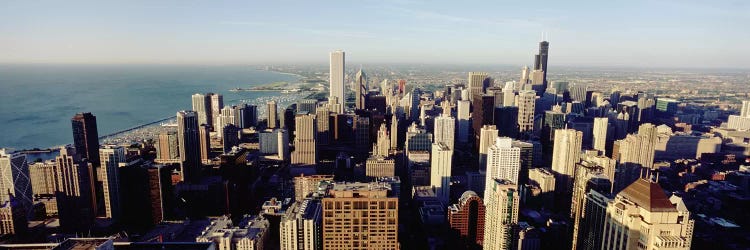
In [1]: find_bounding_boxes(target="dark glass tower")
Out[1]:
[533,41,549,91]
[71,112,100,166]
[177,110,201,182]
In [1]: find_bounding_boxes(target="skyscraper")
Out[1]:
[366,156,396,178]
[575,189,611,250]
[483,179,520,250]
[54,146,95,232]
[519,66,529,86]
[601,179,694,250]
[355,69,367,110]
[71,112,100,166]
[434,113,456,150]
[473,93,495,147]
[177,110,201,182]
[468,72,489,101]
[448,191,486,248]
[517,90,536,134]
[478,125,499,169]
[485,138,521,185]
[329,50,345,114]
[191,93,212,127]
[431,142,452,203]
[373,123,390,157]
[593,117,609,154]
[291,114,317,166]
[457,100,471,144]
[209,93,224,130]
[0,149,32,219]
[741,100,750,117]
[280,199,323,250]
[99,145,125,220]
[322,182,399,250]
[198,124,210,164]
[156,131,179,163]
[267,100,278,129]
[533,40,549,91]
[550,129,583,206]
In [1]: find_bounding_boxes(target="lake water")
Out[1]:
[0,64,300,149]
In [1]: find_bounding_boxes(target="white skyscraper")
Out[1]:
[457,100,471,144]
[502,82,516,107]
[483,179,520,250]
[434,114,456,150]
[741,100,750,117]
[431,143,452,203]
[517,90,536,133]
[551,129,583,194]
[593,117,609,153]
[329,50,345,114]
[485,138,521,185]
[99,145,125,221]
[478,125,499,169]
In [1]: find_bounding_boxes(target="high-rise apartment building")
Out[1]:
[156,130,180,163]
[208,93,224,130]
[593,117,609,153]
[71,112,100,166]
[99,145,125,221]
[517,90,536,134]
[575,189,611,250]
[291,114,317,166]
[468,72,489,102]
[329,50,345,114]
[430,143,452,203]
[448,191,485,247]
[355,69,367,110]
[434,114,456,150]
[601,179,694,250]
[483,179,520,250]
[198,124,210,163]
[54,146,95,232]
[177,110,201,182]
[281,199,323,250]
[478,125,499,169]
[550,129,583,200]
[267,100,278,129]
[485,138,521,186]
[29,160,56,197]
[191,93,212,127]
[322,182,399,250]
[457,100,471,144]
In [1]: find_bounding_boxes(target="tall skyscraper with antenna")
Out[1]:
[533,37,549,93]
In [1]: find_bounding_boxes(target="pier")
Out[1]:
[99,116,175,140]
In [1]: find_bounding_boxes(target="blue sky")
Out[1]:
[1,0,748,68]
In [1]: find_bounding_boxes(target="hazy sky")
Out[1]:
[1,0,748,68]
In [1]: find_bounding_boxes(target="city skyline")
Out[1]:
[1,1,749,68]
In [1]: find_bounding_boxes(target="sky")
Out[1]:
[1,0,748,68]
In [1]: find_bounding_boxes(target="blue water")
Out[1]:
[0,64,300,149]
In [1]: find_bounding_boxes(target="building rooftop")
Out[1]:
[53,238,112,250]
[619,179,676,212]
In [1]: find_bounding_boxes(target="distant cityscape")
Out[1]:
[2,39,750,250]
